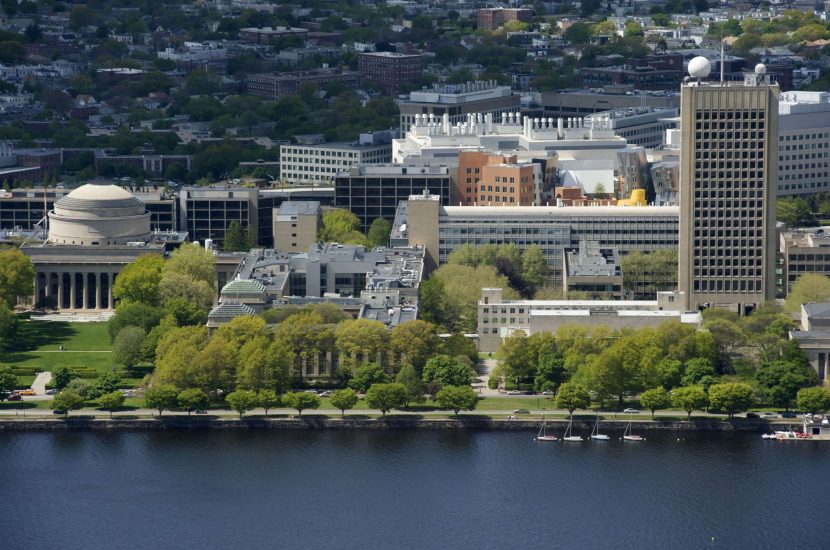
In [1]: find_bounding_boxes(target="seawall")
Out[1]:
[0,416,775,432]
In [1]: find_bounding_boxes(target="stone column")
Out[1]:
[95,272,102,310]
[43,272,51,299]
[33,273,40,307]
[57,272,64,310]
[69,273,76,310]
[82,272,89,310]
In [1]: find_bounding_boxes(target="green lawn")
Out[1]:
[0,321,114,377]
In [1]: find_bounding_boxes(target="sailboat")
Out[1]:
[623,412,644,442]
[562,414,583,442]
[591,411,610,441]
[536,414,558,441]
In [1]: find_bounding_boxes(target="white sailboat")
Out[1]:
[623,413,644,442]
[591,411,610,441]
[562,414,583,442]
[536,414,558,441]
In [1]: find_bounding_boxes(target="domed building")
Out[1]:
[48,183,151,246]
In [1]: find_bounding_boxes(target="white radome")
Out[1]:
[688,56,711,79]
[755,63,767,75]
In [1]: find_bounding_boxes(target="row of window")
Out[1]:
[692,279,762,292]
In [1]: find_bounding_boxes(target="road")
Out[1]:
[30,372,52,396]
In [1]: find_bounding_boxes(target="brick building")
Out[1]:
[246,68,360,100]
[358,52,424,96]
[477,8,533,31]
[457,151,537,206]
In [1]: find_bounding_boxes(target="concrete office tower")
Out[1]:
[679,59,779,314]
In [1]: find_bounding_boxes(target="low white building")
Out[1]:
[279,132,393,185]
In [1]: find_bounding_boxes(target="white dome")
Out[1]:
[688,56,711,79]
[65,183,134,201]
[754,63,767,75]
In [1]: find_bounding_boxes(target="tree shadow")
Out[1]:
[2,321,77,354]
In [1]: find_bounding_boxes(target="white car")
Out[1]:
[623,408,639,414]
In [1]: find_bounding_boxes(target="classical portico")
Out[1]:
[22,182,166,311]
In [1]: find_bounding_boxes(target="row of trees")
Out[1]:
[318,209,391,248]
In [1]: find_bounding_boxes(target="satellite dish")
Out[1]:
[688,56,711,79]
[754,63,767,75]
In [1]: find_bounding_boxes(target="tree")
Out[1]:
[348,363,388,392]
[365,383,407,416]
[681,358,716,386]
[330,388,358,418]
[257,389,279,416]
[0,365,18,398]
[390,320,441,371]
[223,220,248,252]
[184,67,221,96]
[236,337,291,393]
[112,254,164,306]
[282,391,321,417]
[52,365,77,390]
[777,197,815,228]
[422,355,472,387]
[162,243,216,288]
[319,209,366,245]
[52,389,84,417]
[708,383,754,418]
[442,333,479,364]
[0,303,17,350]
[785,273,830,312]
[113,326,145,373]
[756,360,818,410]
[522,245,548,292]
[98,391,125,418]
[165,298,209,327]
[640,387,671,419]
[796,386,830,415]
[367,218,391,247]
[435,385,478,415]
[145,385,178,417]
[495,333,536,389]
[177,388,209,415]
[535,353,568,393]
[69,4,94,29]
[0,248,35,307]
[419,277,447,327]
[555,382,591,416]
[335,319,389,373]
[225,389,259,417]
[395,363,424,407]
[95,372,120,398]
[656,359,684,390]
[671,385,709,420]
[108,303,165,341]
[159,272,214,311]
[153,325,211,390]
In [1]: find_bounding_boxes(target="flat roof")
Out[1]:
[442,205,679,217]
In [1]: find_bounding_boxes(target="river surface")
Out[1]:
[1,429,828,550]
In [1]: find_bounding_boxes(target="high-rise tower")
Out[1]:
[679,58,779,314]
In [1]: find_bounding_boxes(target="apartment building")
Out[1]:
[358,52,424,96]
[456,151,538,206]
[246,68,360,100]
[477,8,532,31]
[279,132,393,185]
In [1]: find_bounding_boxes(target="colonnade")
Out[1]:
[35,270,117,310]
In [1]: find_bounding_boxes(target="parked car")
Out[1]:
[7,394,22,401]
[303,389,319,394]
[506,390,521,395]
[513,408,530,414]
[194,410,208,415]
[623,408,639,414]
[18,389,35,396]
[46,389,59,395]
[319,391,333,397]
[781,412,797,418]
[541,390,553,395]
[746,412,760,419]
[761,412,778,419]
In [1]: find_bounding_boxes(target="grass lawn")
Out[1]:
[721,357,756,385]
[0,321,114,376]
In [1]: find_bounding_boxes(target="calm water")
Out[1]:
[1,429,828,550]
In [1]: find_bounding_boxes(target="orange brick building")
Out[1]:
[456,151,536,206]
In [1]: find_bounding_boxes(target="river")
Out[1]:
[1,430,826,550]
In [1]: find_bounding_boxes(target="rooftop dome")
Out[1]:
[48,183,151,246]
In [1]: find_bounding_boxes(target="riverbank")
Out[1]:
[0,415,782,432]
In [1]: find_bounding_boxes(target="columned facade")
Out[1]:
[33,267,119,311]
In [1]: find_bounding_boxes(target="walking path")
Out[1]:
[30,372,52,396]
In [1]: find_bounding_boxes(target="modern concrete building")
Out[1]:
[177,186,258,247]
[334,163,451,232]
[542,88,680,120]
[273,201,321,253]
[477,287,698,352]
[279,131,393,185]
[678,60,779,314]
[398,81,520,133]
[778,228,830,298]
[394,193,679,282]
[563,241,624,299]
[584,106,679,148]
[790,302,830,382]
[358,52,424,96]
[776,91,830,196]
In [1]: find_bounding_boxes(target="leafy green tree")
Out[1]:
[681,358,716,386]
[785,273,830,312]
[257,389,279,416]
[94,371,121,398]
[112,254,164,306]
[671,385,709,420]
[435,385,478,415]
[0,365,18,398]
[98,391,125,418]
[555,382,591,416]
[225,389,259,417]
[162,243,216,289]
[419,277,447,327]
[330,388,358,418]
[153,325,211,390]
[347,362,388,392]
[656,359,684,389]
[52,365,77,390]
[65,378,92,399]
[145,385,178,417]
[777,197,815,228]
[422,354,472,387]
[0,303,17,350]
[319,209,367,245]
[223,220,248,252]
[428,263,518,333]
[708,382,755,418]
[796,386,830,414]
[390,320,441,372]
[177,388,209,415]
[395,363,424,406]
[108,302,165,341]
[0,249,34,307]
[495,332,536,389]
[159,272,214,311]
[756,360,818,410]
[282,391,321,417]
[365,383,407,416]
[184,67,221,95]
[113,326,145,373]
[335,319,389,373]
[640,387,671,419]
[535,353,568,393]
[165,298,209,327]
[522,245,548,292]
[367,218,392,247]
[442,333,478,364]
[52,389,84,417]
[236,337,291,393]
